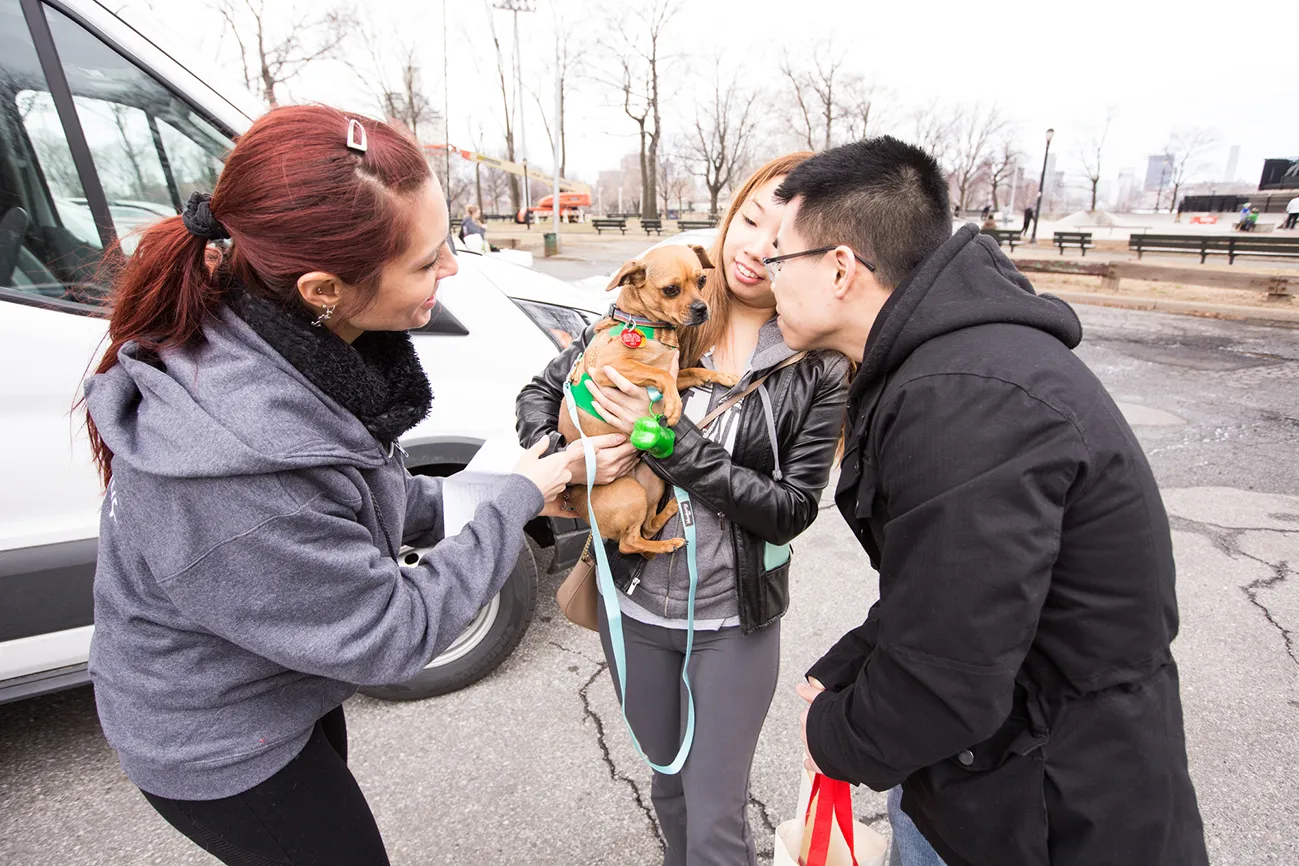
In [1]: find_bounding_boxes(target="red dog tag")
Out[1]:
[621,328,645,348]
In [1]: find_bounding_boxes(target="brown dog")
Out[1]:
[559,244,739,557]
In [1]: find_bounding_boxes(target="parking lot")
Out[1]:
[2,285,1297,864]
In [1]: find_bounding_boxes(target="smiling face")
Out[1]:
[720,175,787,308]
[297,179,459,343]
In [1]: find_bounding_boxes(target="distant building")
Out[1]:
[1144,154,1172,192]
[1224,145,1240,183]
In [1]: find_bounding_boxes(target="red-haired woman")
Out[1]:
[516,154,851,865]
[82,105,572,865]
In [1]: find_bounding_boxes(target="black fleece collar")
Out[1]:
[225,281,432,446]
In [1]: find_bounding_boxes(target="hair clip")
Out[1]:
[346,118,368,154]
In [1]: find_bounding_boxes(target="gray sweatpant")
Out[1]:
[598,604,781,866]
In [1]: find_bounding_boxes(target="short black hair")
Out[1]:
[774,136,951,289]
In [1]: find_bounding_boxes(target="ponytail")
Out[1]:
[86,213,224,487]
[82,105,434,489]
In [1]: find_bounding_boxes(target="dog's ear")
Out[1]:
[606,258,647,292]
[686,244,713,270]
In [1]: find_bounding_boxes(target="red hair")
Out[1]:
[86,104,432,486]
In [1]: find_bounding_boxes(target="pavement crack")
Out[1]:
[1169,516,1297,670]
[748,791,778,838]
[547,639,606,667]
[578,663,666,854]
[1240,560,1297,668]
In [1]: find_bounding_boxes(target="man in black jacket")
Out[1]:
[767,138,1208,866]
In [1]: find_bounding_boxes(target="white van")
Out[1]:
[0,0,597,704]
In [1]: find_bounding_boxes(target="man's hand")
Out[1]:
[798,678,826,774]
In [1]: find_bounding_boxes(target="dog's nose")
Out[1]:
[689,301,708,321]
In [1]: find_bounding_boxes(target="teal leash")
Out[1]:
[563,380,697,775]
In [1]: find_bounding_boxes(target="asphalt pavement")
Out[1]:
[2,269,1296,864]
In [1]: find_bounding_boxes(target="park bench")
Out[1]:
[1129,234,1299,265]
[450,217,463,232]
[981,227,1021,251]
[593,218,628,235]
[1054,231,1094,256]
[642,219,664,235]
[677,219,717,231]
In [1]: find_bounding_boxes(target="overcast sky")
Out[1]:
[118,0,1296,193]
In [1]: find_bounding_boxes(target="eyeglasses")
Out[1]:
[761,246,876,283]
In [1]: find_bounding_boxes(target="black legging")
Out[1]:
[142,706,389,866]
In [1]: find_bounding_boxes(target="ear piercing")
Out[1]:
[311,304,336,327]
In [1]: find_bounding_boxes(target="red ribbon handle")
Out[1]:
[802,774,859,866]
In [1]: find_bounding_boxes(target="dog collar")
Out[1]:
[611,307,675,330]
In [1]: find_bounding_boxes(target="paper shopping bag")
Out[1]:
[773,768,887,866]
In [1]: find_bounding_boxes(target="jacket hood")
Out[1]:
[855,224,1082,394]
[84,306,390,479]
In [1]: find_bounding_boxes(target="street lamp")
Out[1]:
[1031,127,1054,244]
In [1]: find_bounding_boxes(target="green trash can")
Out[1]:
[544,232,559,257]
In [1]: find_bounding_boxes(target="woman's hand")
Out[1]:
[587,352,681,434]
[564,433,638,484]
[513,438,573,502]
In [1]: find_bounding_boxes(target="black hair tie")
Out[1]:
[181,192,229,241]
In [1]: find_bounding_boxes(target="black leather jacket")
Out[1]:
[515,324,850,633]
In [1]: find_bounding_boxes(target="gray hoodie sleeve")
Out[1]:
[149,472,542,686]
[403,472,445,547]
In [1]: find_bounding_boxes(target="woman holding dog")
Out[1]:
[83,105,573,866]
[516,153,851,865]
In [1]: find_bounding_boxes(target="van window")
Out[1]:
[0,0,233,310]
[42,4,231,255]
[0,0,103,305]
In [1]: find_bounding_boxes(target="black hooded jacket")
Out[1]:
[805,226,1207,866]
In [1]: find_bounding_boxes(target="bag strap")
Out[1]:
[804,774,859,866]
[563,379,698,776]
[696,351,807,431]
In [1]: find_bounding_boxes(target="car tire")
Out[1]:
[359,538,541,701]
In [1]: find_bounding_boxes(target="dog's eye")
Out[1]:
[696,275,707,289]
[662,284,680,298]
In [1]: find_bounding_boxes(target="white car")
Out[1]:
[0,0,595,704]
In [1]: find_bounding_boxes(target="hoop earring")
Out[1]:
[311,304,336,327]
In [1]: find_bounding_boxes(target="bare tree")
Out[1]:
[840,75,888,142]
[658,151,692,216]
[483,2,521,211]
[780,46,847,150]
[606,0,679,220]
[986,137,1021,212]
[687,63,759,218]
[1079,109,1115,213]
[1165,127,1218,213]
[528,18,577,178]
[949,104,1007,212]
[380,48,440,140]
[910,99,958,165]
[212,0,355,107]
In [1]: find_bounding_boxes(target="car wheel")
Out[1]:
[359,538,541,701]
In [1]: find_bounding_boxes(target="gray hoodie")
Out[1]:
[620,317,796,625]
[84,306,541,800]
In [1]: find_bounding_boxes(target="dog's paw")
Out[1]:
[714,372,741,387]
[661,394,683,426]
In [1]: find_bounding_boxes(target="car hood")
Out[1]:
[468,252,608,316]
